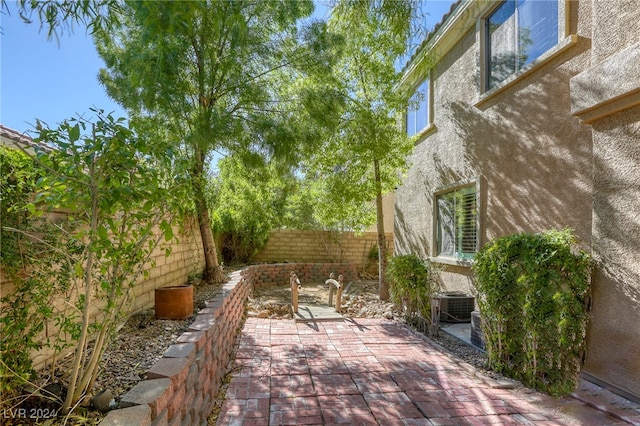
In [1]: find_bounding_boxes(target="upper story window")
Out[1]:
[406,78,430,137]
[486,0,559,90]
[435,183,478,261]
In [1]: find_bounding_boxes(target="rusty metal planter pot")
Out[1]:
[155,285,193,320]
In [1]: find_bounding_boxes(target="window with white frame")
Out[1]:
[405,78,429,137]
[435,184,478,260]
[485,0,559,90]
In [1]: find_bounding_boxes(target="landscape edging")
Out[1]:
[100,262,357,425]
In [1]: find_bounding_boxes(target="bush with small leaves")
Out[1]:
[473,229,591,395]
[387,254,440,332]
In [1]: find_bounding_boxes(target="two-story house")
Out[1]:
[395,0,640,402]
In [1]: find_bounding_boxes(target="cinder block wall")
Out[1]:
[253,229,393,271]
[130,221,206,313]
[1,218,205,369]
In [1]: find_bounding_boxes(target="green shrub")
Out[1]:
[1,113,180,414]
[0,146,49,394]
[368,244,379,262]
[473,228,591,395]
[387,254,439,331]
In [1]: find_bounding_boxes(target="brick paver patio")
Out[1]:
[216,318,638,425]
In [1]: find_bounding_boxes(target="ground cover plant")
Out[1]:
[473,229,592,395]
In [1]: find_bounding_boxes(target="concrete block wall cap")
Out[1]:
[147,357,191,385]
[162,342,196,360]
[187,314,216,332]
[176,330,206,350]
[205,295,225,305]
[120,378,172,407]
[99,404,152,426]
[198,307,221,316]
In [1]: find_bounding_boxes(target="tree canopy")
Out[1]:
[96,0,341,282]
[303,0,420,298]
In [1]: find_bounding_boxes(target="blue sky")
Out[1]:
[1,0,455,135]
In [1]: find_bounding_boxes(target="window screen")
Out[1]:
[486,0,558,90]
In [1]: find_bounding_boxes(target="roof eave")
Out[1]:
[398,0,495,91]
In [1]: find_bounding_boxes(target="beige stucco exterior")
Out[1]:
[570,0,640,402]
[366,193,395,234]
[395,0,640,401]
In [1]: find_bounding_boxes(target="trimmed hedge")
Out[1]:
[473,229,591,395]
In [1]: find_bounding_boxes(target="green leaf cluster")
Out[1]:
[387,254,440,328]
[208,155,297,264]
[0,111,181,413]
[0,146,44,270]
[0,146,52,392]
[472,229,592,395]
[7,0,122,40]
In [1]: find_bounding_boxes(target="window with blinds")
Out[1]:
[436,185,478,260]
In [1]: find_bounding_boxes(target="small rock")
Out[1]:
[42,382,65,401]
[91,389,115,412]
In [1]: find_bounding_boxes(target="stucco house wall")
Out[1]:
[395,0,639,401]
[570,0,640,402]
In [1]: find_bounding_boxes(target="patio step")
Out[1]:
[294,304,343,322]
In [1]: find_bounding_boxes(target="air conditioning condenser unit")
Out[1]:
[437,292,475,323]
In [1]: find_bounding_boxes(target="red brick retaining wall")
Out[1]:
[100,262,357,425]
[100,269,250,426]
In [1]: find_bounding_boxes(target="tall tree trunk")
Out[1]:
[196,195,224,284]
[193,148,224,284]
[374,159,389,300]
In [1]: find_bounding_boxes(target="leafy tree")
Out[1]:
[209,155,297,264]
[2,112,178,414]
[308,0,420,299]
[95,0,339,283]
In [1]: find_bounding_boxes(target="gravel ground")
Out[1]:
[92,279,222,401]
